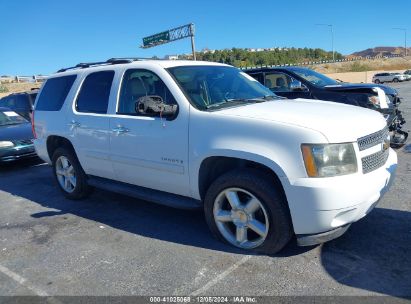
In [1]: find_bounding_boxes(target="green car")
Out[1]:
[0,107,37,163]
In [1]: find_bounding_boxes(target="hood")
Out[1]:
[0,123,34,141]
[324,83,397,96]
[216,99,387,143]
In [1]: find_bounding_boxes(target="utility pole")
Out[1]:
[392,28,407,57]
[315,24,334,61]
[190,23,196,60]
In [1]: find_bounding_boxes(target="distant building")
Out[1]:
[164,55,179,60]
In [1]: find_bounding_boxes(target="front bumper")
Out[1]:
[0,144,37,162]
[281,148,397,241]
[296,224,351,246]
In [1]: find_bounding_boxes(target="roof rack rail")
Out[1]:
[107,57,163,62]
[57,61,107,73]
[57,57,158,73]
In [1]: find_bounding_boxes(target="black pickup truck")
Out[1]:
[244,67,407,147]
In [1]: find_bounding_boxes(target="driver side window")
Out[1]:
[118,69,177,115]
[265,73,294,92]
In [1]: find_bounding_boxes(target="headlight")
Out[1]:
[0,141,14,148]
[301,143,357,177]
[368,96,380,106]
[368,95,390,107]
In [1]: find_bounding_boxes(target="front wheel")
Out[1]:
[204,169,293,254]
[374,79,381,84]
[393,78,399,83]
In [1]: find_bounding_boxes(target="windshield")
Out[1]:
[168,65,278,110]
[292,68,338,87]
[0,110,27,126]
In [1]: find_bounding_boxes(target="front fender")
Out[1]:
[188,111,328,199]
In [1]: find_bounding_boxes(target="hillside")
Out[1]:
[350,46,411,58]
[193,47,344,67]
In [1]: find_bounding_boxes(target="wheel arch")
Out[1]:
[46,135,76,161]
[197,154,288,202]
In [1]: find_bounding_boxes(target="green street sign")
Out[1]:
[143,31,170,47]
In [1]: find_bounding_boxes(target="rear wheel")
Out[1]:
[374,79,381,84]
[204,169,293,254]
[393,78,399,83]
[52,147,90,200]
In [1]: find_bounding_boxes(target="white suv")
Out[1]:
[372,72,406,83]
[33,58,397,254]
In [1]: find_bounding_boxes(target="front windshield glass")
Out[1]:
[292,68,338,87]
[0,110,27,126]
[168,65,278,110]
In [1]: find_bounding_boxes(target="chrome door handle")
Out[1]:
[112,126,130,135]
[68,120,81,129]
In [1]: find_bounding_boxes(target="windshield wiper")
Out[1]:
[257,95,279,100]
[206,98,267,109]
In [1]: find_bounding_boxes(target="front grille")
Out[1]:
[357,127,389,151]
[362,148,389,174]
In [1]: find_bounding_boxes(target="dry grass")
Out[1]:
[0,82,41,98]
[312,56,411,73]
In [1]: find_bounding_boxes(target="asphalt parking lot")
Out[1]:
[0,83,410,299]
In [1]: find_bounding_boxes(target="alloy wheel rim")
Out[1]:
[213,187,269,249]
[55,156,76,193]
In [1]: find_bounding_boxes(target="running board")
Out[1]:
[87,176,201,210]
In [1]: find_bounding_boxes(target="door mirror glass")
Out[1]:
[136,95,178,117]
[290,80,308,92]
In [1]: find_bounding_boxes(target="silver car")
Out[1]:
[372,72,407,83]
[403,70,411,81]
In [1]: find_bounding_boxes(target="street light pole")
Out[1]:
[392,28,407,57]
[316,24,334,61]
[190,23,196,61]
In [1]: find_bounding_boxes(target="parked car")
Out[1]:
[0,107,37,162]
[244,67,407,147]
[0,89,38,121]
[33,58,397,254]
[372,72,406,83]
[402,70,411,81]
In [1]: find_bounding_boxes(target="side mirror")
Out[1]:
[290,80,307,92]
[136,95,178,118]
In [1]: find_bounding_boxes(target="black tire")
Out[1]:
[374,79,381,84]
[393,78,399,83]
[52,147,91,200]
[204,169,293,254]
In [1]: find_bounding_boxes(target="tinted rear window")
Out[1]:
[36,75,77,111]
[76,71,114,114]
[16,94,30,109]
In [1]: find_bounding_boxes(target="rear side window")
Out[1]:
[36,75,77,111]
[0,97,11,108]
[16,95,30,109]
[76,71,114,114]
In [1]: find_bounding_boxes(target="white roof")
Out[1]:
[51,60,230,78]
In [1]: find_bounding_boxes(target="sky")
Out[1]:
[1,0,410,75]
